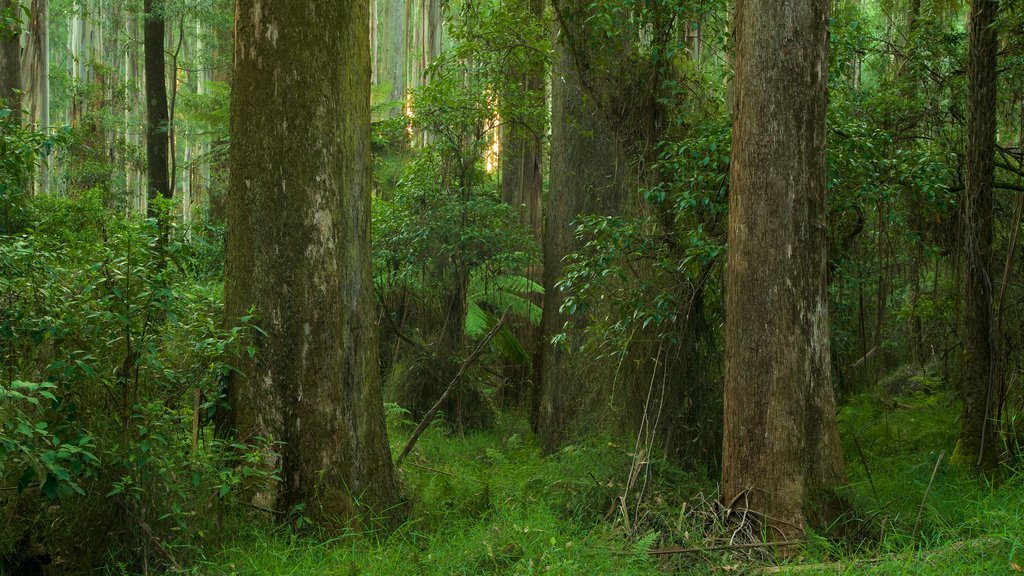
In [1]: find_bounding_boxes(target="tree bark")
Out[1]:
[20,0,48,193]
[144,0,171,214]
[500,0,544,244]
[226,0,401,528]
[536,12,628,452]
[0,0,21,117]
[721,0,846,540]
[378,0,406,116]
[957,0,999,471]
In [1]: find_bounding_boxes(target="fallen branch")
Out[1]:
[760,562,848,573]
[647,540,805,557]
[913,450,944,538]
[395,310,510,467]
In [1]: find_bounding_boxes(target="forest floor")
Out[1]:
[202,384,1023,575]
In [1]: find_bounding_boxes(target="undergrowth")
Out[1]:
[199,380,1024,576]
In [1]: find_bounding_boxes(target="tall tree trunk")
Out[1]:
[20,0,48,193]
[957,0,999,471]
[536,14,628,452]
[379,0,406,116]
[498,0,544,404]
[144,0,170,215]
[721,0,846,540]
[500,0,544,243]
[0,0,21,117]
[226,0,401,528]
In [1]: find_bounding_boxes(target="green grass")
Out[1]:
[201,412,681,575]
[201,390,1024,576]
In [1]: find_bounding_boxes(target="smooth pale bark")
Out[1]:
[721,0,846,539]
[144,0,170,213]
[20,0,48,193]
[957,0,999,471]
[0,0,20,115]
[378,0,406,115]
[536,21,628,452]
[226,0,400,527]
[427,0,440,63]
[125,12,145,212]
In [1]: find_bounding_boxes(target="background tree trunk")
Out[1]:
[144,0,170,214]
[536,14,628,451]
[379,0,406,116]
[20,0,48,193]
[226,0,401,528]
[957,0,999,471]
[0,0,21,116]
[720,0,846,539]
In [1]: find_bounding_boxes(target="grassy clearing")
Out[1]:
[201,391,1023,576]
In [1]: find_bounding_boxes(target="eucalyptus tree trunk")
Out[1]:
[500,0,544,242]
[721,0,846,540]
[0,0,20,116]
[536,13,628,452]
[144,0,171,214]
[957,0,999,471]
[427,0,441,63]
[226,0,401,528]
[378,0,406,116]
[20,0,48,193]
[125,11,145,213]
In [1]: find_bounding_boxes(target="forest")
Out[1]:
[1,0,1023,574]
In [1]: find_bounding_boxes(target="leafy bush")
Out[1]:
[0,196,271,570]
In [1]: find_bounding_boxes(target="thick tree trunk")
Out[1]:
[721,0,846,540]
[536,21,628,452]
[0,0,21,116]
[226,0,401,528]
[144,0,171,214]
[957,0,999,471]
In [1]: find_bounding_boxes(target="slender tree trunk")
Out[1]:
[20,0,48,193]
[0,0,21,117]
[721,0,846,540]
[427,0,441,63]
[957,0,999,471]
[536,11,628,451]
[500,0,544,243]
[144,0,170,215]
[379,0,406,116]
[226,0,401,528]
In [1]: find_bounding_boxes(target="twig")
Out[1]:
[405,461,487,484]
[395,310,510,467]
[851,429,879,503]
[760,562,848,574]
[913,450,944,538]
[848,346,879,369]
[647,540,805,556]
[191,389,201,457]
[136,516,182,571]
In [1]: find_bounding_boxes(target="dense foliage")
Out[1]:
[1,0,1023,573]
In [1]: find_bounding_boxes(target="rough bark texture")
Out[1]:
[957,0,999,471]
[500,127,542,242]
[536,19,628,453]
[226,0,401,528]
[143,0,170,212]
[0,0,21,116]
[721,0,846,540]
[500,0,544,245]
